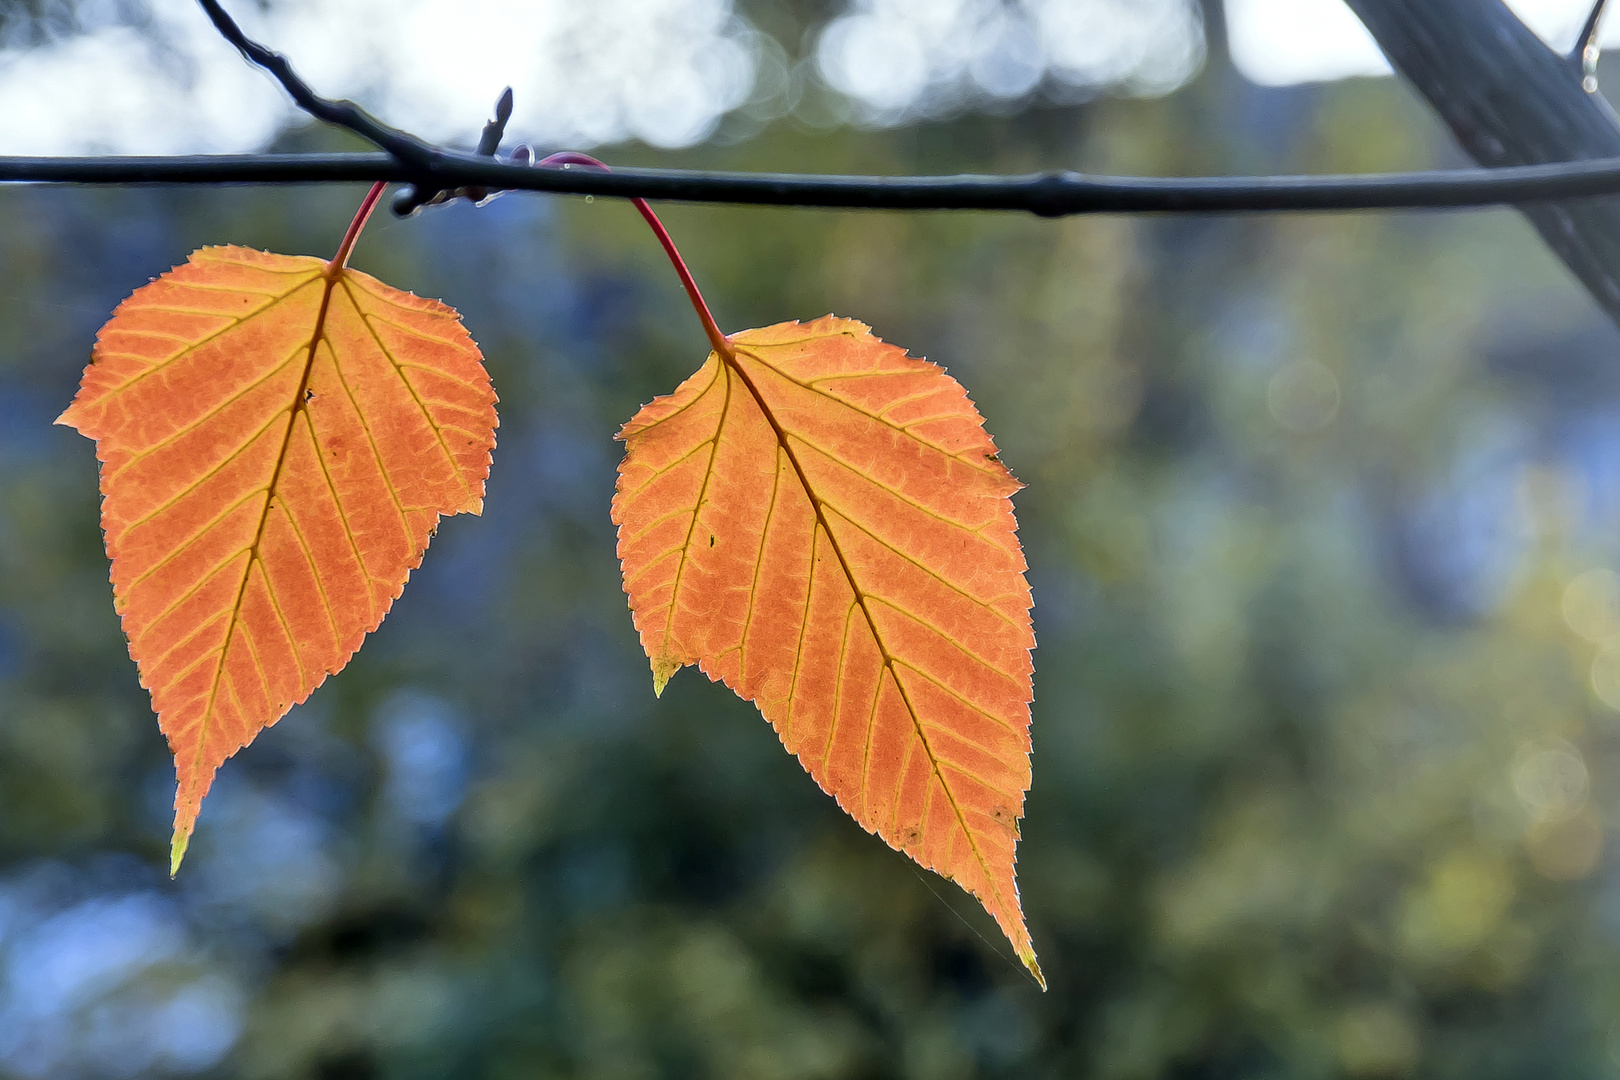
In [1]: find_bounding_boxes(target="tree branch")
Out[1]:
[16,152,1620,215]
[392,87,514,215]
[195,0,437,170]
[1348,0,1620,324]
[14,0,1620,228]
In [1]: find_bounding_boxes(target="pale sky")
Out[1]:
[0,0,1614,154]
[1225,0,1620,85]
[0,0,761,154]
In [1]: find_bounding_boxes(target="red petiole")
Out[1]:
[536,152,730,356]
[335,161,725,356]
[330,180,388,272]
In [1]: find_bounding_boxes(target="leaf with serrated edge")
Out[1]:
[59,245,497,872]
[612,315,1040,985]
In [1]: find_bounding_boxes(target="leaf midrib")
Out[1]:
[186,264,347,797]
[720,339,1017,938]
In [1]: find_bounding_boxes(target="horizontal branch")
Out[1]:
[17,151,1620,215]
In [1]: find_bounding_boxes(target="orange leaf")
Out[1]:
[612,315,1040,985]
[58,245,497,873]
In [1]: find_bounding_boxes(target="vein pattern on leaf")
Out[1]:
[58,245,497,871]
[612,315,1040,985]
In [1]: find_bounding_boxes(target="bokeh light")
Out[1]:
[815,0,1204,121]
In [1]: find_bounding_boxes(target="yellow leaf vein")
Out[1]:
[144,609,230,682]
[272,499,338,675]
[888,736,915,836]
[737,444,784,688]
[874,387,950,418]
[785,431,996,535]
[620,360,722,438]
[716,343,1018,938]
[91,276,320,408]
[738,346,1000,472]
[817,599,861,773]
[349,311,473,354]
[105,340,306,484]
[857,662,888,819]
[861,593,1024,687]
[124,485,270,593]
[107,328,198,343]
[659,367,732,654]
[622,504,704,550]
[779,521,822,747]
[250,555,305,692]
[344,280,476,499]
[132,546,250,645]
[114,407,289,537]
[805,367,926,386]
[235,619,274,707]
[299,411,377,624]
[914,714,1020,766]
[622,545,686,591]
[733,329,863,351]
[819,505,1023,630]
[318,312,415,545]
[165,281,289,297]
[623,438,717,500]
[890,659,1026,738]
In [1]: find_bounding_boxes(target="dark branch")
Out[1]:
[195,0,439,170]
[18,152,1620,215]
[156,0,1620,227]
[17,0,1620,226]
[1348,0,1620,325]
[476,88,515,158]
[393,87,515,216]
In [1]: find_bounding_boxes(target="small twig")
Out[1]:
[195,0,438,170]
[393,87,515,216]
[476,87,515,158]
[1572,0,1610,89]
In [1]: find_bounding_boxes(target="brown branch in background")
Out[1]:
[1347,0,1620,328]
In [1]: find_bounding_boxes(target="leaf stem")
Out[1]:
[537,153,729,355]
[330,181,388,271]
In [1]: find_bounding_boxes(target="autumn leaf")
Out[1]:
[612,315,1040,985]
[58,202,497,873]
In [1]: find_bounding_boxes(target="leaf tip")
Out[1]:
[1023,950,1046,991]
[651,656,679,698]
[169,829,190,878]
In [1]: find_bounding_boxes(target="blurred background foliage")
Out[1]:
[5,0,1620,1077]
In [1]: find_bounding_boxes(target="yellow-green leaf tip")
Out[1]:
[169,830,190,878]
[1023,950,1047,991]
[651,656,679,698]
